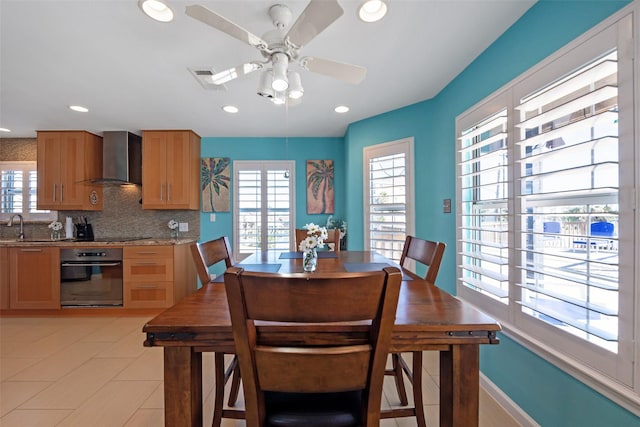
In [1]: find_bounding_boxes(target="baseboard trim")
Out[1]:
[480,373,540,427]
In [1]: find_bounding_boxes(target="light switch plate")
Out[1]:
[210,214,216,222]
[179,222,189,232]
[443,198,452,214]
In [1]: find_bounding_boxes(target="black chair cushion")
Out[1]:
[265,390,362,427]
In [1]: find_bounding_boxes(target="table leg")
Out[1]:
[164,347,203,427]
[439,344,480,427]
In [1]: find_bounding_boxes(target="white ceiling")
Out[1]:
[0,0,535,139]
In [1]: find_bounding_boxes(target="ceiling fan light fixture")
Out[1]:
[288,72,304,99]
[138,0,174,22]
[271,53,289,91]
[258,70,275,98]
[272,92,287,105]
[358,0,387,23]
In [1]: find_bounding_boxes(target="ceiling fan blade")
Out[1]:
[207,62,263,86]
[286,0,343,49]
[302,57,367,85]
[185,5,267,50]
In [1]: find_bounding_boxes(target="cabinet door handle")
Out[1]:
[133,284,159,289]
[134,251,159,255]
[160,183,164,201]
[53,183,57,202]
[134,261,160,265]
[60,183,64,202]
[167,183,171,201]
[20,248,43,253]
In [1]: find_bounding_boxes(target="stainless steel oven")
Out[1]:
[60,248,123,307]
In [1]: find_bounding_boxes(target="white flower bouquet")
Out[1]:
[298,222,328,251]
[167,219,179,230]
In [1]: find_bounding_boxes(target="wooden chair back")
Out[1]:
[224,266,402,427]
[295,228,341,251]
[399,235,446,283]
[190,236,235,285]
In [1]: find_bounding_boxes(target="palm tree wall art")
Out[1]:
[306,159,334,214]
[201,157,230,212]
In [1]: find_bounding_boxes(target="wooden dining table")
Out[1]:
[143,250,501,427]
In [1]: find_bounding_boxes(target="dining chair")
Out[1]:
[224,266,402,427]
[190,236,242,426]
[388,235,446,427]
[295,228,341,251]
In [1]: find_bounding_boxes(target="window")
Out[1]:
[457,12,637,408]
[0,161,56,222]
[233,161,295,260]
[364,138,414,263]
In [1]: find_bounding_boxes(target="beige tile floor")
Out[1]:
[0,315,521,426]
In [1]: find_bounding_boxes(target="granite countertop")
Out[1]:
[0,238,197,247]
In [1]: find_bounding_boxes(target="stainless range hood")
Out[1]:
[93,131,142,185]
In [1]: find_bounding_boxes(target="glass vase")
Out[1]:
[50,230,61,240]
[170,228,179,240]
[303,248,318,272]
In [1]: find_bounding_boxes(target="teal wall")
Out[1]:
[199,136,345,249]
[344,0,637,425]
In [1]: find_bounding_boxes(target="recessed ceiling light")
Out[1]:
[0,128,11,133]
[222,105,239,114]
[69,105,89,113]
[335,106,350,113]
[358,0,388,23]
[138,0,174,23]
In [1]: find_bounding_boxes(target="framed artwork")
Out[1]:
[306,159,334,214]
[201,157,230,212]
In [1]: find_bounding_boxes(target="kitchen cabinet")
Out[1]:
[37,131,103,210]
[141,130,200,209]
[9,247,60,309]
[123,244,195,309]
[0,247,8,310]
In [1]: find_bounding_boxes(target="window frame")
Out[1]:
[0,161,57,222]
[363,137,415,264]
[456,8,639,414]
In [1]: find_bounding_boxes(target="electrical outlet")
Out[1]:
[179,222,189,232]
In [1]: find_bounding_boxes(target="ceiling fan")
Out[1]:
[185,0,366,104]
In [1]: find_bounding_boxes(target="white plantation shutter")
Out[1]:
[233,161,295,260]
[364,138,414,263]
[458,110,510,303]
[515,51,620,352]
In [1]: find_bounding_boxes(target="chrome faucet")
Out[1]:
[8,214,25,240]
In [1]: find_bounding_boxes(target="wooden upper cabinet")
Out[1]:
[37,131,103,210]
[141,130,200,210]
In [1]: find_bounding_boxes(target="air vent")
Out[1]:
[188,67,228,90]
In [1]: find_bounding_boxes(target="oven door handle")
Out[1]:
[61,262,122,267]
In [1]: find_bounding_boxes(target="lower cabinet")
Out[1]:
[123,244,195,309]
[9,247,60,309]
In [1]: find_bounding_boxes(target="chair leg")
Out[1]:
[227,356,242,406]
[212,353,225,427]
[392,352,409,406]
[411,351,426,427]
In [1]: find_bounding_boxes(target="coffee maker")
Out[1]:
[75,217,94,241]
